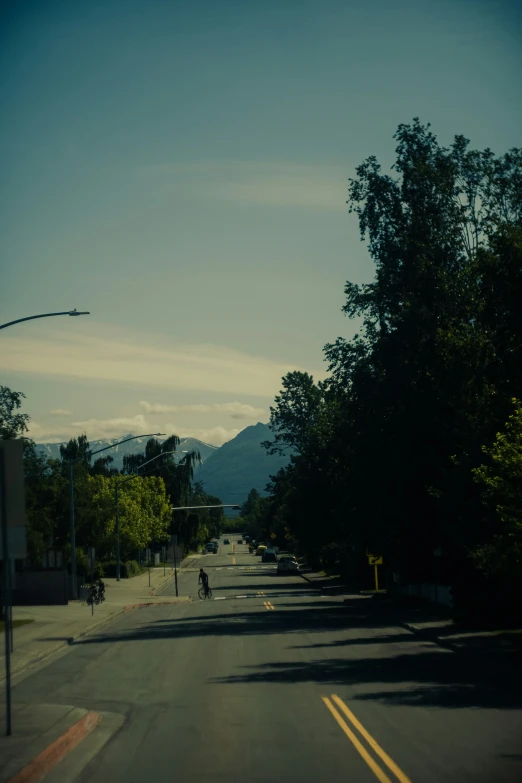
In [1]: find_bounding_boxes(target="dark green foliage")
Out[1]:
[102,560,143,578]
[264,120,522,618]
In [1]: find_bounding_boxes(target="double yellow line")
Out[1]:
[257,591,265,596]
[322,695,412,783]
[263,601,275,611]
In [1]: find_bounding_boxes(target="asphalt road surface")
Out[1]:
[8,538,522,783]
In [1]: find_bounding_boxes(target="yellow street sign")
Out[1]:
[270,533,277,540]
[368,556,383,565]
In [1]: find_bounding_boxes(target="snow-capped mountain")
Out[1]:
[35,434,218,470]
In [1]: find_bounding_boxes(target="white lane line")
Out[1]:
[235,595,248,599]
[214,596,226,600]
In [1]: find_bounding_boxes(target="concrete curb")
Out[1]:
[6,710,101,783]
[125,599,192,609]
[0,606,134,685]
[399,622,459,653]
[2,564,201,683]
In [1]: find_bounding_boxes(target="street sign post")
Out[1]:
[0,440,27,737]
[171,535,178,596]
[367,555,383,591]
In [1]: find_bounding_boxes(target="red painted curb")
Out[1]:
[124,600,192,610]
[7,710,101,783]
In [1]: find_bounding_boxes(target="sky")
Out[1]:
[1,0,521,446]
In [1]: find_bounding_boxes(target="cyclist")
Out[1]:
[198,568,210,596]
[97,578,105,602]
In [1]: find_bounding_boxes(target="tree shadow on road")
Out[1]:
[70,597,522,711]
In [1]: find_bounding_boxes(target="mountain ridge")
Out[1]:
[34,434,218,470]
[196,422,289,505]
[34,423,288,501]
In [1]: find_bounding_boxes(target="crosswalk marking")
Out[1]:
[205,591,317,602]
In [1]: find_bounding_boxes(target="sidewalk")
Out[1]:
[0,555,201,783]
[300,567,522,664]
[0,554,201,684]
[0,704,99,783]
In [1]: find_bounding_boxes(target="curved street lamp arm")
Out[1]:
[87,433,164,460]
[0,310,90,330]
[117,451,176,485]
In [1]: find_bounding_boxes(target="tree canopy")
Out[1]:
[264,119,522,610]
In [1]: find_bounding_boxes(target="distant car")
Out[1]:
[262,549,278,563]
[277,556,299,574]
[237,539,243,544]
[223,539,230,545]
[255,545,267,556]
[205,542,218,553]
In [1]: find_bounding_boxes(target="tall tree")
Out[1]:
[0,386,30,440]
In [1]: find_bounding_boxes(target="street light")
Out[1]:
[114,450,177,581]
[67,433,164,598]
[0,309,90,330]
[0,306,90,737]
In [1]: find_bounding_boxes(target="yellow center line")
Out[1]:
[263,601,270,610]
[322,698,392,783]
[331,696,412,783]
[232,556,236,565]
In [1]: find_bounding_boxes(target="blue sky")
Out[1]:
[1,0,521,445]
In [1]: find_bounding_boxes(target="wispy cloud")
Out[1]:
[29,414,153,443]
[50,409,72,416]
[0,323,325,398]
[28,416,241,446]
[139,400,265,419]
[135,161,347,211]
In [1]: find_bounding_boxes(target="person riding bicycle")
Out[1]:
[198,568,210,596]
[97,578,105,601]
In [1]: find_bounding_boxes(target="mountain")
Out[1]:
[35,434,218,471]
[34,424,288,504]
[196,422,289,506]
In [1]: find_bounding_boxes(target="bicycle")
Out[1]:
[198,585,213,600]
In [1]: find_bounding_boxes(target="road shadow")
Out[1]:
[69,597,522,710]
[192,580,305,592]
[209,652,522,711]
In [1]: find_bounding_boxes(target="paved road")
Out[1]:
[7,538,522,782]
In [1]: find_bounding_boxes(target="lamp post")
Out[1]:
[0,307,89,736]
[115,451,177,581]
[67,433,164,598]
[0,309,90,330]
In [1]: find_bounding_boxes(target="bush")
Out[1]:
[320,542,340,570]
[102,560,144,578]
[85,562,105,582]
[64,545,89,577]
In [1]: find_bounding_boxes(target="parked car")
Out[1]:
[223,539,230,545]
[277,556,299,574]
[262,549,278,563]
[255,544,267,556]
[205,542,218,553]
[237,539,243,544]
